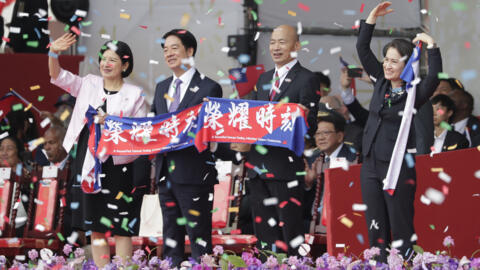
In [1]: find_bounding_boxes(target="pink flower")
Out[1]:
[387,248,404,270]
[28,249,38,261]
[363,246,381,260]
[443,235,454,247]
[63,244,73,256]
[213,245,224,256]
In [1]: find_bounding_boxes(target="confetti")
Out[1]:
[60,110,70,121]
[339,216,353,228]
[255,145,268,155]
[119,13,131,20]
[267,218,277,227]
[438,171,451,183]
[289,235,304,248]
[165,238,177,248]
[180,13,190,27]
[189,209,200,216]
[287,180,298,188]
[298,2,310,12]
[425,188,445,204]
[100,217,112,227]
[287,10,297,17]
[352,203,367,211]
[228,207,239,212]
[30,85,40,91]
[263,197,278,206]
[115,191,124,200]
[176,217,187,225]
[12,103,23,111]
[330,46,342,54]
[360,3,365,13]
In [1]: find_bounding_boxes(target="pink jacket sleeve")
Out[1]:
[50,68,85,97]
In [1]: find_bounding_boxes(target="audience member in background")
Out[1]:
[431,95,469,153]
[0,136,31,235]
[40,93,76,128]
[303,111,357,233]
[315,71,331,97]
[42,125,68,167]
[449,89,480,146]
[320,94,363,155]
[5,109,39,146]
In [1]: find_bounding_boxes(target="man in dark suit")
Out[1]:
[449,89,480,146]
[232,24,320,256]
[151,29,222,266]
[319,95,363,155]
[431,94,469,152]
[303,110,357,233]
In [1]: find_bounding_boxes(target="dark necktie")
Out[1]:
[270,71,280,101]
[169,78,182,112]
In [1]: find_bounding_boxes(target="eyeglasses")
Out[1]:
[314,130,337,137]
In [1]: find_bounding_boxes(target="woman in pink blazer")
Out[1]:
[49,33,147,267]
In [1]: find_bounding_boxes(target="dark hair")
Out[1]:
[314,72,331,88]
[98,40,134,78]
[162,29,197,57]
[440,78,464,91]
[5,109,39,144]
[382,39,415,59]
[431,94,455,112]
[461,90,474,114]
[317,110,346,132]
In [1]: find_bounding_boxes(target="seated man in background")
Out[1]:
[303,110,358,233]
[319,95,363,155]
[431,95,469,153]
[43,125,68,167]
[448,88,480,146]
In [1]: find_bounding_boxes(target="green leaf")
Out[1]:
[220,258,229,270]
[227,255,247,267]
[276,253,287,264]
[413,245,424,254]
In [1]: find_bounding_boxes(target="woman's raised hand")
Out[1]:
[412,33,435,48]
[366,1,393,24]
[50,33,77,53]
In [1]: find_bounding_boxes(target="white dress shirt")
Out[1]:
[433,129,447,153]
[271,59,298,96]
[325,143,344,168]
[453,117,471,146]
[167,67,196,109]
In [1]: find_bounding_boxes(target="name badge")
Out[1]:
[0,167,11,180]
[42,166,58,179]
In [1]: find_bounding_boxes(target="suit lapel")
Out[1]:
[158,77,172,114]
[178,70,201,110]
[274,63,300,102]
[256,70,274,101]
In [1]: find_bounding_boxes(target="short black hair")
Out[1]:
[314,72,331,88]
[317,110,346,133]
[383,39,415,59]
[162,29,197,57]
[462,90,474,114]
[440,78,464,91]
[98,40,134,78]
[431,94,456,114]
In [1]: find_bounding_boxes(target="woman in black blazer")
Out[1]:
[357,1,442,261]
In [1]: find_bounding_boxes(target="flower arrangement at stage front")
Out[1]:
[2,236,480,269]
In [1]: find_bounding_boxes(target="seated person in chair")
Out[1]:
[303,110,358,233]
[431,94,469,153]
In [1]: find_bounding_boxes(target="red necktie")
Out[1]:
[270,71,279,101]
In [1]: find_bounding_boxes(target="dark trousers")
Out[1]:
[360,149,416,262]
[248,176,304,256]
[158,181,214,266]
